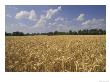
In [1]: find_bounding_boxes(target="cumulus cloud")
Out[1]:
[45,6,61,19]
[35,6,61,27]
[81,18,105,29]
[82,20,91,25]
[15,10,37,21]
[55,17,64,21]
[47,18,74,32]
[76,13,85,21]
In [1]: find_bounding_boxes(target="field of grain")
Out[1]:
[5,35,106,72]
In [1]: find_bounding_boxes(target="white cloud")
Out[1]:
[81,18,105,29]
[46,6,61,19]
[28,10,37,21]
[76,13,85,21]
[55,17,64,21]
[47,18,74,32]
[15,10,37,21]
[34,6,61,27]
[15,11,29,19]
[82,20,91,25]
[6,14,12,18]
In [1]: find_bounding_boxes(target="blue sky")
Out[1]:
[5,5,106,33]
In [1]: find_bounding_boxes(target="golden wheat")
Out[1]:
[5,35,106,72]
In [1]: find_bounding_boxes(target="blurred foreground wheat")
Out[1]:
[5,35,106,72]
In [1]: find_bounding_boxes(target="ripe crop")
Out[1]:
[5,35,106,72]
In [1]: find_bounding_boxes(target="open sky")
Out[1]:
[5,5,106,33]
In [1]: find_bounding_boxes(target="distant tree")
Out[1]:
[5,32,12,36]
[73,31,77,35]
[36,33,40,35]
[31,33,37,36]
[5,29,106,36]
[47,32,54,35]
[54,31,58,35]
[69,30,72,35]
[78,30,82,35]
[40,33,47,35]
[88,29,97,35]
[82,29,88,35]
[98,29,106,34]
[12,31,24,36]
[25,33,30,36]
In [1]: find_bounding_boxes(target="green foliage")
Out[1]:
[5,29,106,36]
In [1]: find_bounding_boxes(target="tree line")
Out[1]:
[5,29,106,36]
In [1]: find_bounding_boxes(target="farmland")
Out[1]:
[5,35,106,72]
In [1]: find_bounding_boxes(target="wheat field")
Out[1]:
[5,35,106,72]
